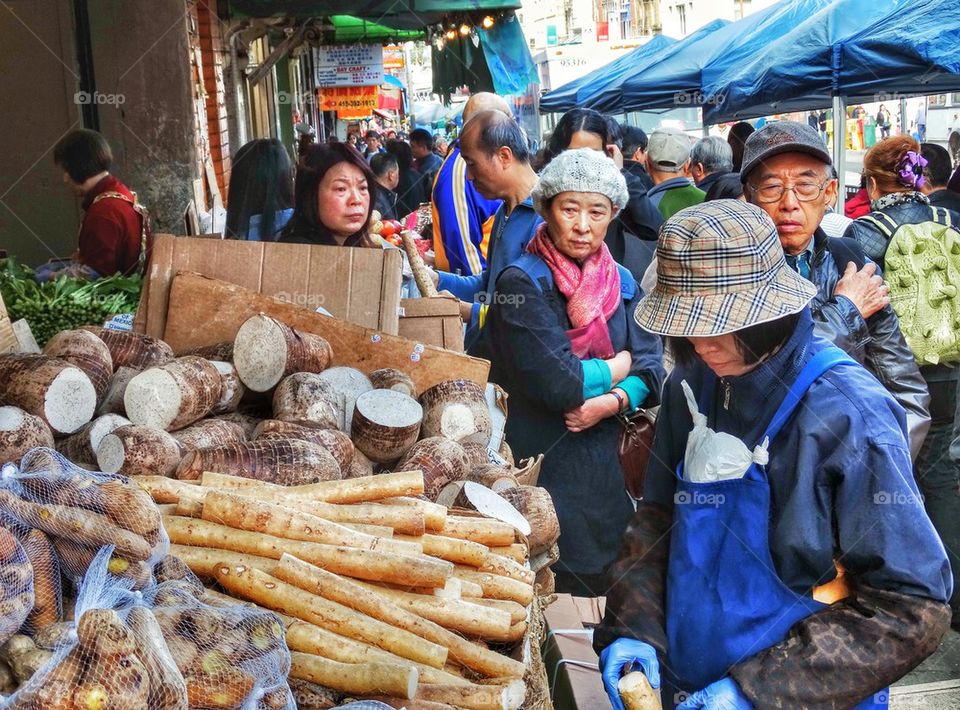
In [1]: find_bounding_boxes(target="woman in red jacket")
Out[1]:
[52,129,150,277]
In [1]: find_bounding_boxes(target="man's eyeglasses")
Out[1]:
[749,179,830,204]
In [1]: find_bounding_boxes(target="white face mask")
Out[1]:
[681,380,769,483]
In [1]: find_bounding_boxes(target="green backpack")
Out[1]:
[860,206,960,365]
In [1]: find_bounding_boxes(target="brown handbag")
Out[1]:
[617,408,657,500]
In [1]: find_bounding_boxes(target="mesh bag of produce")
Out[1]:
[0,526,33,647]
[0,447,167,590]
[2,546,187,709]
[0,510,61,640]
[144,572,295,710]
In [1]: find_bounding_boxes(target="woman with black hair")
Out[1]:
[542,108,662,282]
[279,143,377,247]
[225,139,294,241]
[385,139,426,217]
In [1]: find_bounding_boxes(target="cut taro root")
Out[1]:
[351,389,423,464]
[209,361,245,415]
[42,329,114,404]
[419,379,492,446]
[96,424,186,477]
[96,366,139,417]
[233,314,332,392]
[56,413,131,466]
[368,368,418,398]
[345,448,374,478]
[316,367,373,435]
[395,436,469,501]
[466,464,518,493]
[0,354,97,435]
[272,373,341,429]
[124,356,223,431]
[0,406,54,465]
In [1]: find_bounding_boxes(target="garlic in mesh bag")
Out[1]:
[0,448,167,589]
[2,545,187,709]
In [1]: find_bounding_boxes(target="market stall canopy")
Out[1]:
[226,0,521,31]
[326,15,421,43]
[539,33,677,114]
[412,101,449,125]
[607,0,833,114]
[701,0,960,123]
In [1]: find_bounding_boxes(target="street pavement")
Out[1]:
[891,628,960,708]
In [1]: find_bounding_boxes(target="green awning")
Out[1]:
[226,1,521,30]
[329,15,422,43]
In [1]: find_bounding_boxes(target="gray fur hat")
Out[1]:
[531,148,629,217]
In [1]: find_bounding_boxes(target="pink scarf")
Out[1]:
[527,223,621,358]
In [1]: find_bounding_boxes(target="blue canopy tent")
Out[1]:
[539,34,677,114]
[700,0,960,206]
[608,0,834,115]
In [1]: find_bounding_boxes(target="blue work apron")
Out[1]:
[664,347,888,709]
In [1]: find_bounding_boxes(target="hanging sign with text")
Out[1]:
[320,85,380,119]
[316,44,384,87]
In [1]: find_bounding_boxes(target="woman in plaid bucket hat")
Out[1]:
[596,200,951,709]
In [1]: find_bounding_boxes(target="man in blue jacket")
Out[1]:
[428,109,540,350]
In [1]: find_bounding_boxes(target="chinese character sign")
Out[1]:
[319,86,380,119]
[316,45,385,87]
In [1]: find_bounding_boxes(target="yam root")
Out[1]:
[96,424,185,477]
[396,438,469,502]
[417,680,526,710]
[0,354,96,435]
[124,356,224,431]
[42,329,113,404]
[451,568,534,606]
[200,469,424,503]
[167,543,278,579]
[175,439,340,484]
[81,326,174,370]
[164,516,451,587]
[394,533,487,567]
[380,497,448,531]
[233,314,333,392]
[200,490,420,555]
[0,406,54,465]
[0,489,152,560]
[441,516,518,547]
[172,418,247,450]
[213,564,447,669]
[619,671,662,710]
[401,230,439,297]
[290,652,418,700]
[253,420,354,470]
[55,413,130,466]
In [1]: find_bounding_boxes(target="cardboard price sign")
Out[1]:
[320,86,379,119]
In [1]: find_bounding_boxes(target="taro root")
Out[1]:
[351,389,423,464]
[395,437,469,501]
[419,379,492,446]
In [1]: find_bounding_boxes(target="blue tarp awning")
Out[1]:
[540,34,677,113]
[701,0,960,123]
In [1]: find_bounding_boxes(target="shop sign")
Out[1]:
[597,21,609,42]
[316,44,384,87]
[383,45,405,70]
[546,25,558,46]
[320,85,380,119]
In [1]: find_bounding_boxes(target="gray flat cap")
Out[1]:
[740,121,832,182]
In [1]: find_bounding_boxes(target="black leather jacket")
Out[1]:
[808,227,931,457]
[844,199,949,268]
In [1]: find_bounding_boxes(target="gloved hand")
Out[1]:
[599,638,660,710]
[677,677,753,709]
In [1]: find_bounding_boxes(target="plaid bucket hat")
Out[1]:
[634,200,817,337]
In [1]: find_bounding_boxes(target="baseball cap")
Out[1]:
[648,127,692,171]
[740,121,832,182]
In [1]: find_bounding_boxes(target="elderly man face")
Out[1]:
[745,153,837,255]
[459,123,508,201]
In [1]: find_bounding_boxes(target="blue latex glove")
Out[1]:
[599,638,660,710]
[677,677,753,709]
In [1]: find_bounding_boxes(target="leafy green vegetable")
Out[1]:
[0,258,142,346]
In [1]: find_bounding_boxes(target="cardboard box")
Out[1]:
[398,297,465,352]
[158,272,489,393]
[542,595,608,710]
[0,293,16,354]
[135,234,403,338]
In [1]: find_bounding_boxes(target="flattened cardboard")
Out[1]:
[543,594,610,710]
[135,234,403,337]
[162,271,489,392]
[398,296,464,352]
